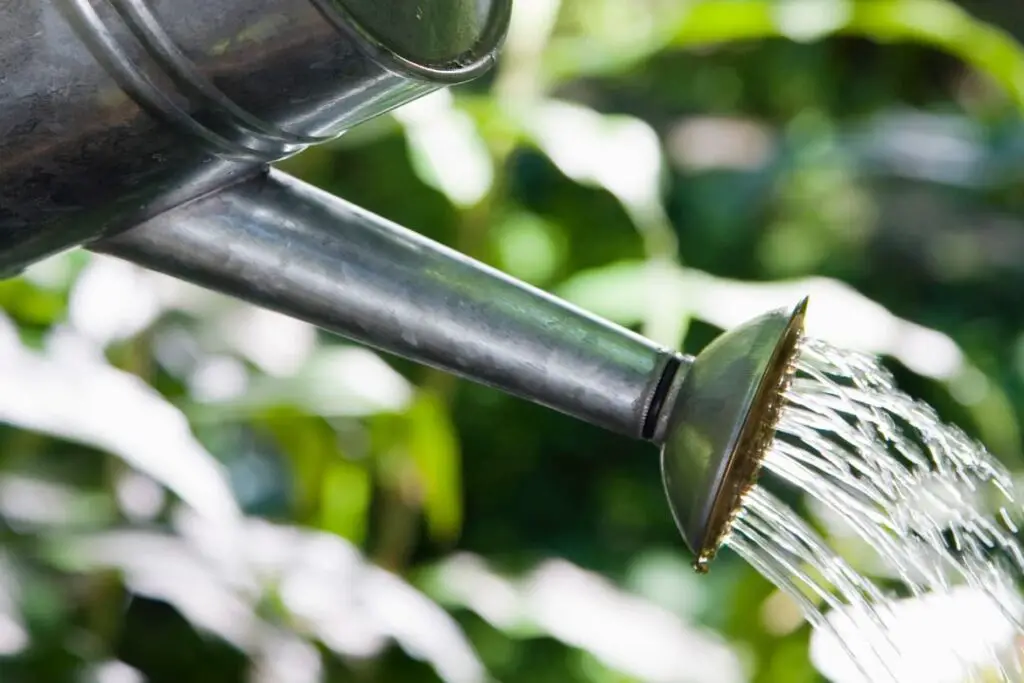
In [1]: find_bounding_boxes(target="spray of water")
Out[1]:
[725,338,1024,682]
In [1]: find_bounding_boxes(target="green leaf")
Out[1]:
[544,0,688,84]
[407,391,463,542]
[555,260,651,327]
[668,0,1024,110]
[259,408,334,522]
[0,279,66,327]
[258,407,371,545]
[545,0,1024,115]
[556,260,692,349]
[319,458,371,546]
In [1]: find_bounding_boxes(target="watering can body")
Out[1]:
[0,0,507,276]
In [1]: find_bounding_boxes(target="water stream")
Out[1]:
[724,338,1024,682]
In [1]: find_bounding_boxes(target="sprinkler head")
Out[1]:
[657,297,808,572]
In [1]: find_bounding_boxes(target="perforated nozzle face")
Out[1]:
[659,298,807,572]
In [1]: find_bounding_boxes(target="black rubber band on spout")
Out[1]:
[641,354,683,441]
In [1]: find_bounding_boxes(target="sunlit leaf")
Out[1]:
[0,474,115,531]
[526,102,689,345]
[494,0,561,100]
[556,260,662,328]
[250,629,322,683]
[21,251,88,293]
[561,260,1021,454]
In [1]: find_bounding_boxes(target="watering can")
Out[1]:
[0,0,806,567]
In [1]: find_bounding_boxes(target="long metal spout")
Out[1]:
[92,167,809,570]
[92,168,687,440]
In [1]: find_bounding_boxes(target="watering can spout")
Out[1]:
[93,168,810,568]
[93,168,689,440]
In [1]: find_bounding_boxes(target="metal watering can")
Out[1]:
[1,0,806,567]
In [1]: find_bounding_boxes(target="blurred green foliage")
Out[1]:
[3,1,1024,682]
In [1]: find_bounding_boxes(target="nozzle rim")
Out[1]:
[311,0,514,84]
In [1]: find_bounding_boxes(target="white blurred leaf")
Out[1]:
[558,262,1022,452]
[557,261,966,381]
[773,0,851,42]
[557,260,674,327]
[529,101,665,213]
[495,0,561,99]
[251,629,323,683]
[0,553,28,657]
[426,553,745,683]
[0,314,240,524]
[395,90,494,208]
[528,102,686,344]
[682,272,965,380]
[524,560,744,683]
[82,660,147,683]
[172,514,488,683]
[195,346,414,419]
[68,257,163,348]
[211,306,318,379]
[86,511,487,681]
[56,531,259,650]
[22,251,81,292]
[0,474,114,529]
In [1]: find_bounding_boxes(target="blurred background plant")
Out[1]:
[3,0,1024,681]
